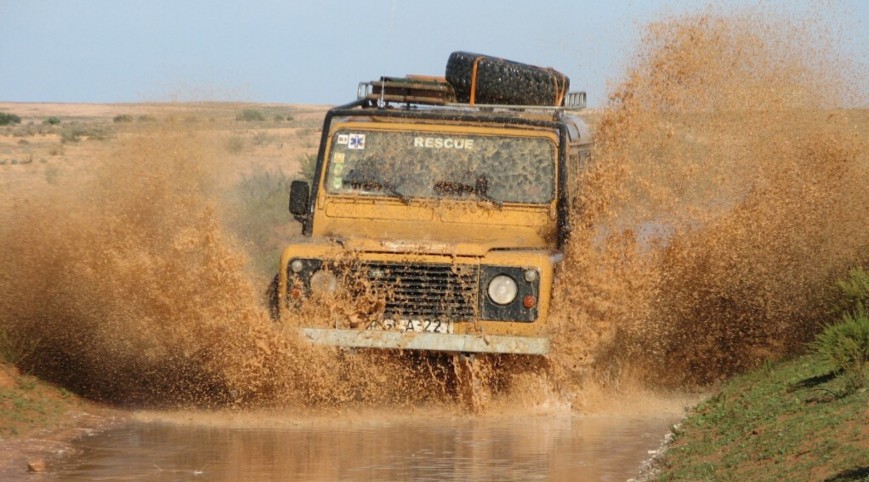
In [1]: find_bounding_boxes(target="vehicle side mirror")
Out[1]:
[289,180,310,220]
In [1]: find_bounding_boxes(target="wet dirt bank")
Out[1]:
[0,363,124,476]
[0,411,123,477]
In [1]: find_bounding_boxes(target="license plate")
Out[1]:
[367,319,454,334]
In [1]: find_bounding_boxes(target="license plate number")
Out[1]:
[367,319,453,334]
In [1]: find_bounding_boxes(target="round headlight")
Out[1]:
[290,259,305,273]
[310,270,338,294]
[524,269,539,282]
[487,275,518,305]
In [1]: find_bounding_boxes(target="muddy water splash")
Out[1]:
[0,124,450,408]
[553,9,869,396]
[2,125,299,405]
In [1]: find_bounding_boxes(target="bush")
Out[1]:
[833,266,869,315]
[60,126,85,143]
[60,124,113,143]
[813,309,869,390]
[113,114,133,123]
[0,326,38,366]
[299,153,317,182]
[44,166,60,184]
[0,112,22,126]
[236,109,266,122]
[225,168,294,277]
[814,267,869,391]
[251,131,277,147]
[225,136,245,154]
[43,116,61,125]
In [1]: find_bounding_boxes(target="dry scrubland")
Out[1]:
[0,101,328,278]
[0,102,327,197]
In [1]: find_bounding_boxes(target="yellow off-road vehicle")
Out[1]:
[269,54,591,356]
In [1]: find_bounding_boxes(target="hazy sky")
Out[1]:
[1,1,866,107]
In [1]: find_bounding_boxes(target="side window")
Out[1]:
[567,148,584,191]
[566,147,590,209]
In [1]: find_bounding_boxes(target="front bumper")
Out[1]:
[300,328,550,355]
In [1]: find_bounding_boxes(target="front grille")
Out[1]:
[356,261,478,321]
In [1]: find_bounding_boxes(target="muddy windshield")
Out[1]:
[324,130,556,204]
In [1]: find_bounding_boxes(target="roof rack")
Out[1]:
[445,91,586,112]
[563,91,587,109]
[357,76,456,106]
[356,76,586,111]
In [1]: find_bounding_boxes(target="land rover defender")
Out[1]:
[269,54,591,356]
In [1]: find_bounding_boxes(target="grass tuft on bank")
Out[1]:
[0,327,93,439]
[656,267,869,481]
[0,364,86,438]
[656,352,867,481]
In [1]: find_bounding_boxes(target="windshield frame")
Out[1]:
[320,122,559,206]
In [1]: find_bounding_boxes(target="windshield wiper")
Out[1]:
[344,159,411,205]
[345,176,410,205]
[433,175,502,210]
[383,183,411,205]
[474,189,503,209]
[473,175,503,209]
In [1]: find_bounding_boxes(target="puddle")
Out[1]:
[44,413,677,481]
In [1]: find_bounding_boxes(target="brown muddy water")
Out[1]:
[41,412,679,481]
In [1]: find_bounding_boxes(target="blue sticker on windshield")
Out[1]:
[348,133,366,150]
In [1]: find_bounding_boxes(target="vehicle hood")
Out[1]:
[336,226,550,257]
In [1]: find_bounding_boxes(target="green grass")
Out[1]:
[656,352,868,481]
[0,373,79,438]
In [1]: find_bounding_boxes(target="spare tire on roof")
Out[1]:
[445,51,570,106]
